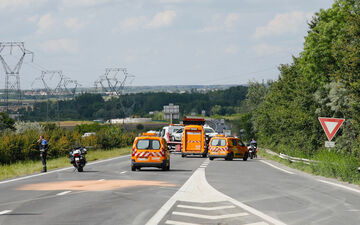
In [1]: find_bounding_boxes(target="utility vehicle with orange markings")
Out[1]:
[131,133,170,171]
[208,135,249,161]
[181,117,210,158]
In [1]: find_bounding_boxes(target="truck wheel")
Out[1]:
[162,162,167,171]
[181,153,186,158]
[243,152,248,161]
[166,161,170,171]
[228,153,234,161]
[209,157,214,161]
[131,165,136,171]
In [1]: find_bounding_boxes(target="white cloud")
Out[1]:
[253,43,285,56]
[62,0,111,7]
[224,13,241,28]
[224,45,239,54]
[36,13,54,34]
[65,17,85,31]
[27,15,39,23]
[146,10,176,28]
[119,16,146,32]
[157,0,184,3]
[200,13,241,33]
[254,11,312,38]
[41,38,78,54]
[115,10,177,32]
[0,0,47,10]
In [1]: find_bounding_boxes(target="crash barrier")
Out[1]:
[263,149,318,165]
[279,153,319,165]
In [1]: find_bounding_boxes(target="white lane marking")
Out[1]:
[172,211,248,219]
[165,220,200,225]
[98,179,105,181]
[177,204,235,210]
[260,160,295,175]
[317,179,360,194]
[200,166,207,168]
[120,171,127,174]
[56,191,71,196]
[0,210,12,215]
[244,222,269,225]
[0,154,130,185]
[145,167,287,225]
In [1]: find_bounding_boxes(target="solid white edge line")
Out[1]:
[0,210,12,215]
[56,191,71,196]
[260,160,295,175]
[165,220,201,225]
[0,154,130,185]
[317,179,360,194]
[244,222,269,225]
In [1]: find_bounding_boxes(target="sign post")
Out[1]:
[163,103,179,124]
[318,117,345,149]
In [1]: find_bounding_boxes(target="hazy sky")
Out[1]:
[0,0,334,89]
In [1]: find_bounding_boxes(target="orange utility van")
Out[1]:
[208,135,249,161]
[131,133,170,171]
[181,117,209,158]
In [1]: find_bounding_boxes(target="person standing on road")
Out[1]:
[38,136,48,172]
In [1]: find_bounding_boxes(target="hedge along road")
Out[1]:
[0,154,359,225]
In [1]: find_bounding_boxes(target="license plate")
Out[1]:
[137,158,148,161]
[151,157,160,160]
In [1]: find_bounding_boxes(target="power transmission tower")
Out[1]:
[62,76,81,98]
[40,70,64,124]
[96,68,136,123]
[0,42,34,111]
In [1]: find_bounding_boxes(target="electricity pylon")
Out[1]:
[0,42,34,111]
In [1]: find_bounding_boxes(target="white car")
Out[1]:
[160,125,183,142]
[204,126,217,137]
[172,128,184,141]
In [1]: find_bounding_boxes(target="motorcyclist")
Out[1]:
[38,136,48,172]
[250,138,257,158]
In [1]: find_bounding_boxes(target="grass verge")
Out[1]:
[0,147,131,181]
[259,149,360,186]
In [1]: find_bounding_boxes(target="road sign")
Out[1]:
[318,117,345,141]
[325,141,335,148]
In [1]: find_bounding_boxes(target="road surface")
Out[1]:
[0,154,359,225]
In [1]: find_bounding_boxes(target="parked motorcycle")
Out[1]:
[69,147,87,172]
[247,144,257,159]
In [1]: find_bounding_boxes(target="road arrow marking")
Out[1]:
[56,191,71,196]
[0,210,12,215]
[177,204,235,211]
[172,211,248,220]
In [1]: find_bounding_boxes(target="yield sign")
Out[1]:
[318,117,345,141]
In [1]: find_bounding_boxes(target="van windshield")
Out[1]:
[137,139,161,150]
[211,139,226,146]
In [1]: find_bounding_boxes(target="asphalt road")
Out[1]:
[0,154,359,225]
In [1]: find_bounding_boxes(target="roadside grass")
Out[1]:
[0,147,131,181]
[259,149,360,186]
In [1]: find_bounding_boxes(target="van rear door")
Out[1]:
[184,128,203,152]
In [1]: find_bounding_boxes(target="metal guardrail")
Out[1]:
[279,153,319,165]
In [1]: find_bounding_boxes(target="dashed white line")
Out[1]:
[165,220,200,225]
[56,191,71,196]
[317,179,360,194]
[260,160,294,175]
[98,179,105,181]
[177,204,235,211]
[0,210,12,215]
[120,171,127,174]
[172,211,249,220]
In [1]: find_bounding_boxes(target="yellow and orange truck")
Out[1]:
[181,117,210,158]
[131,133,170,171]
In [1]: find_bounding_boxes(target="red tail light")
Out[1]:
[74,153,79,157]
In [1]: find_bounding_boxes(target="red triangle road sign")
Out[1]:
[318,117,345,141]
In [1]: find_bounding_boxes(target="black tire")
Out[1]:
[243,152,248,161]
[77,167,83,172]
[250,152,254,159]
[209,157,214,161]
[181,153,186,158]
[162,161,168,171]
[131,164,136,171]
[229,153,234,161]
[166,161,170,171]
